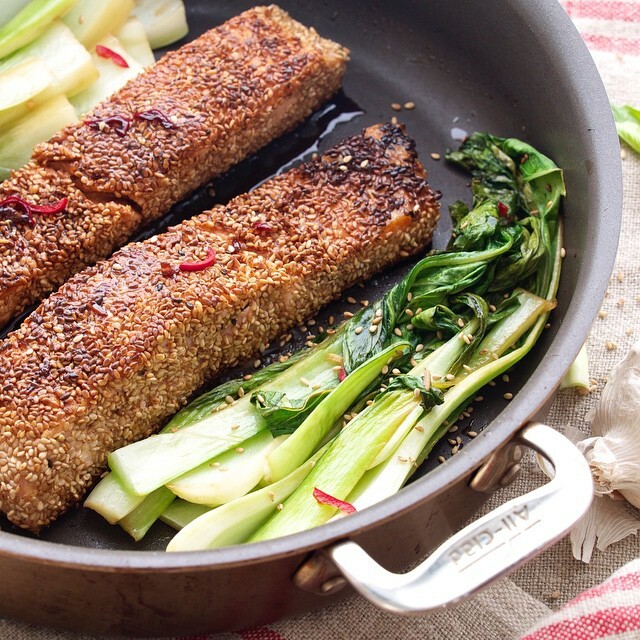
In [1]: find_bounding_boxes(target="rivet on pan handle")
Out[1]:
[295,423,593,612]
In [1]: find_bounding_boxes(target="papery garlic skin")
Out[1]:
[570,494,640,563]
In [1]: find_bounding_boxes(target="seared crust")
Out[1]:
[0,5,348,328]
[0,124,440,532]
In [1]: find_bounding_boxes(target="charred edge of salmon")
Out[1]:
[0,123,439,532]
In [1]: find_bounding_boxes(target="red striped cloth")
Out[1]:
[520,560,640,639]
[561,0,640,54]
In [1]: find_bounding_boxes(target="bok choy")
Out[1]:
[86,132,565,550]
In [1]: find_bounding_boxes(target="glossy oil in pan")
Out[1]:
[0,0,621,635]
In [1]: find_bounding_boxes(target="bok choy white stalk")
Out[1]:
[0,0,76,59]
[168,455,321,551]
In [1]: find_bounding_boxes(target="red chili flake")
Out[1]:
[338,367,347,382]
[179,248,217,272]
[0,195,68,227]
[497,202,509,217]
[133,109,176,129]
[95,45,129,68]
[251,220,274,235]
[84,114,131,137]
[29,197,68,215]
[313,488,356,514]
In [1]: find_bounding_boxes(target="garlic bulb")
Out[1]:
[580,341,640,507]
[540,341,640,562]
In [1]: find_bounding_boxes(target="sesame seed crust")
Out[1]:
[0,123,439,532]
[1,5,349,329]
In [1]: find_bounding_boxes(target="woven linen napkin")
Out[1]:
[520,558,640,639]
[4,2,640,639]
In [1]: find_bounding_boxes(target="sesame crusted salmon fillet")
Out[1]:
[0,123,440,532]
[0,5,348,329]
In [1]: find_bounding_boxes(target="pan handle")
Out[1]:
[322,422,593,614]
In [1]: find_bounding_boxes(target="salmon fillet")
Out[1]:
[0,5,348,329]
[0,123,440,532]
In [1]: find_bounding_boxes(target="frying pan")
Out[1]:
[0,0,621,635]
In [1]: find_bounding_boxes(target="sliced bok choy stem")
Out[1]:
[167,431,286,506]
[250,390,422,541]
[367,404,424,469]
[62,0,134,47]
[108,333,345,495]
[560,342,590,390]
[131,0,189,49]
[167,456,320,551]
[0,0,77,59]
[0,21,98,98]
[363,317,483,470]
[109,394,267,496]
[89,433,283,533]
[70,34,143,117]
[0,57,55,128]
[459,289,556,379]
[160,499,210,531]
[265,341,410,483]
[119,486,175,542]
[84,472,146,524]
[0,1,31,30]
[115,17,155,67]
[0,94,77,180]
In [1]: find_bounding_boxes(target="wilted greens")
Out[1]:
[87,132,565,549]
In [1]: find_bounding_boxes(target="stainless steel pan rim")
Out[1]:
[0,0,622,598]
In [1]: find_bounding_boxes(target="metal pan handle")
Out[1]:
[322,422,593,614]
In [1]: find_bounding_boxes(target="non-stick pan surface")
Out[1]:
[0,0,621,635]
